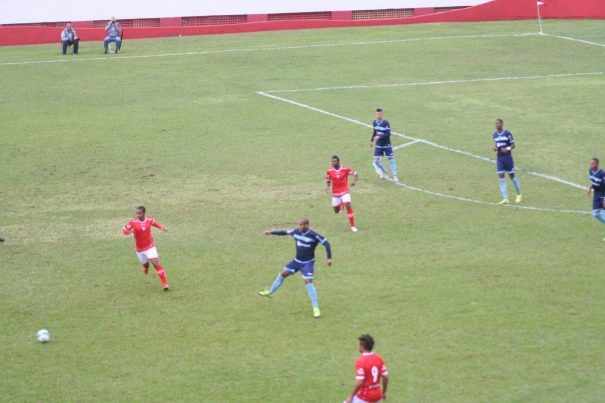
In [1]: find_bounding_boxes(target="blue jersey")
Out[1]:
[493,129,515,157]
[372,120,392,148]
[589,168,605,193]
[271,228,332,262]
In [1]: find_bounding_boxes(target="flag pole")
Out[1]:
[536,1,544,35]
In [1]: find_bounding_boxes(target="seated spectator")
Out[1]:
[104,17,122,54]
[60,22,79,55]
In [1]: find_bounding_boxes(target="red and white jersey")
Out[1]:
[355,352,388,402]
[122,216,163,252]
[326,166,356,197]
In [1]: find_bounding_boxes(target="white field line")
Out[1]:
[544,33,605,48]
[393,140,422,150]
[256,91,586,191]
[0,32,535,67]
[264,72,604,93]
[385,177,589,215]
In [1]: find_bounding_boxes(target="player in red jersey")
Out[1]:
[122,205,170,291]
[345,334,389,403]
[326,155,359,232]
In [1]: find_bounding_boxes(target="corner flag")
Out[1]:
[536,1,545,34]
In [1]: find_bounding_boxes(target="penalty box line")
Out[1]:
[256,91,587,198]
[257,70,594,191]
[384,177,589,215]
[262,71,604,94]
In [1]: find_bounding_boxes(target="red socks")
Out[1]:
[346,206,355,227]
[154,264,168,285]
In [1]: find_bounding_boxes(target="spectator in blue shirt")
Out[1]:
[60,22,79,55]
[104,17,122,54]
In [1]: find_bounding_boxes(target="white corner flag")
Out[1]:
[536,1,545,34]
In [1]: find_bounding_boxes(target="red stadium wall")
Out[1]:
[0,0,603,46]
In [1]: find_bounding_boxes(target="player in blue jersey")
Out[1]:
[492,119,522,204]
[258,218,332,318]
[371,108,399,182]
[587,158,605,237]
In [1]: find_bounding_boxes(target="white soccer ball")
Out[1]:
[36,329,50,343]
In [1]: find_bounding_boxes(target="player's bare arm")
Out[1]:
[382,375,389,400]
[351,171,358,186]
[152,221,168,232]
[345,379,364,403]
[325,177,331,193]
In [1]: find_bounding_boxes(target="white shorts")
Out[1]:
[332,193,352,207]
[136,247,158,264]
[352,396,369,403]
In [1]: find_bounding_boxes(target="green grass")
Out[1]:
[1,19,604,402]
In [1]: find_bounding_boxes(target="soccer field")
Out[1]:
[1,19,604,402]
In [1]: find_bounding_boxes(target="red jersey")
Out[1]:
[122,216,163,252]
[326,166,356,197]
[355,352,388,402]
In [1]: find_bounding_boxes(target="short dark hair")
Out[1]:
[136,205,146,213]
[358,334,375,351]
[300,218,310,225]
[332,155,340,162]
[496,118,503,124]
[592,157,599,164]
[376,108,383,113]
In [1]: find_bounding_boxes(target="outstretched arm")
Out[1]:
[264,230,289,236]
[152,221,168,232]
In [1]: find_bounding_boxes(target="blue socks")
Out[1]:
[498,178,509,199]
[268,274,319,309]
[306,283,319,309]
[269,274,285,294]
[374,158,398,178]
[388,157,398,178]
[593,210,605,224]
[512,177,521,195]
[499,176,520,199]
[373,159,387,175]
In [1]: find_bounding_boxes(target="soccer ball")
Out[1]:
[36,329,50,343]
